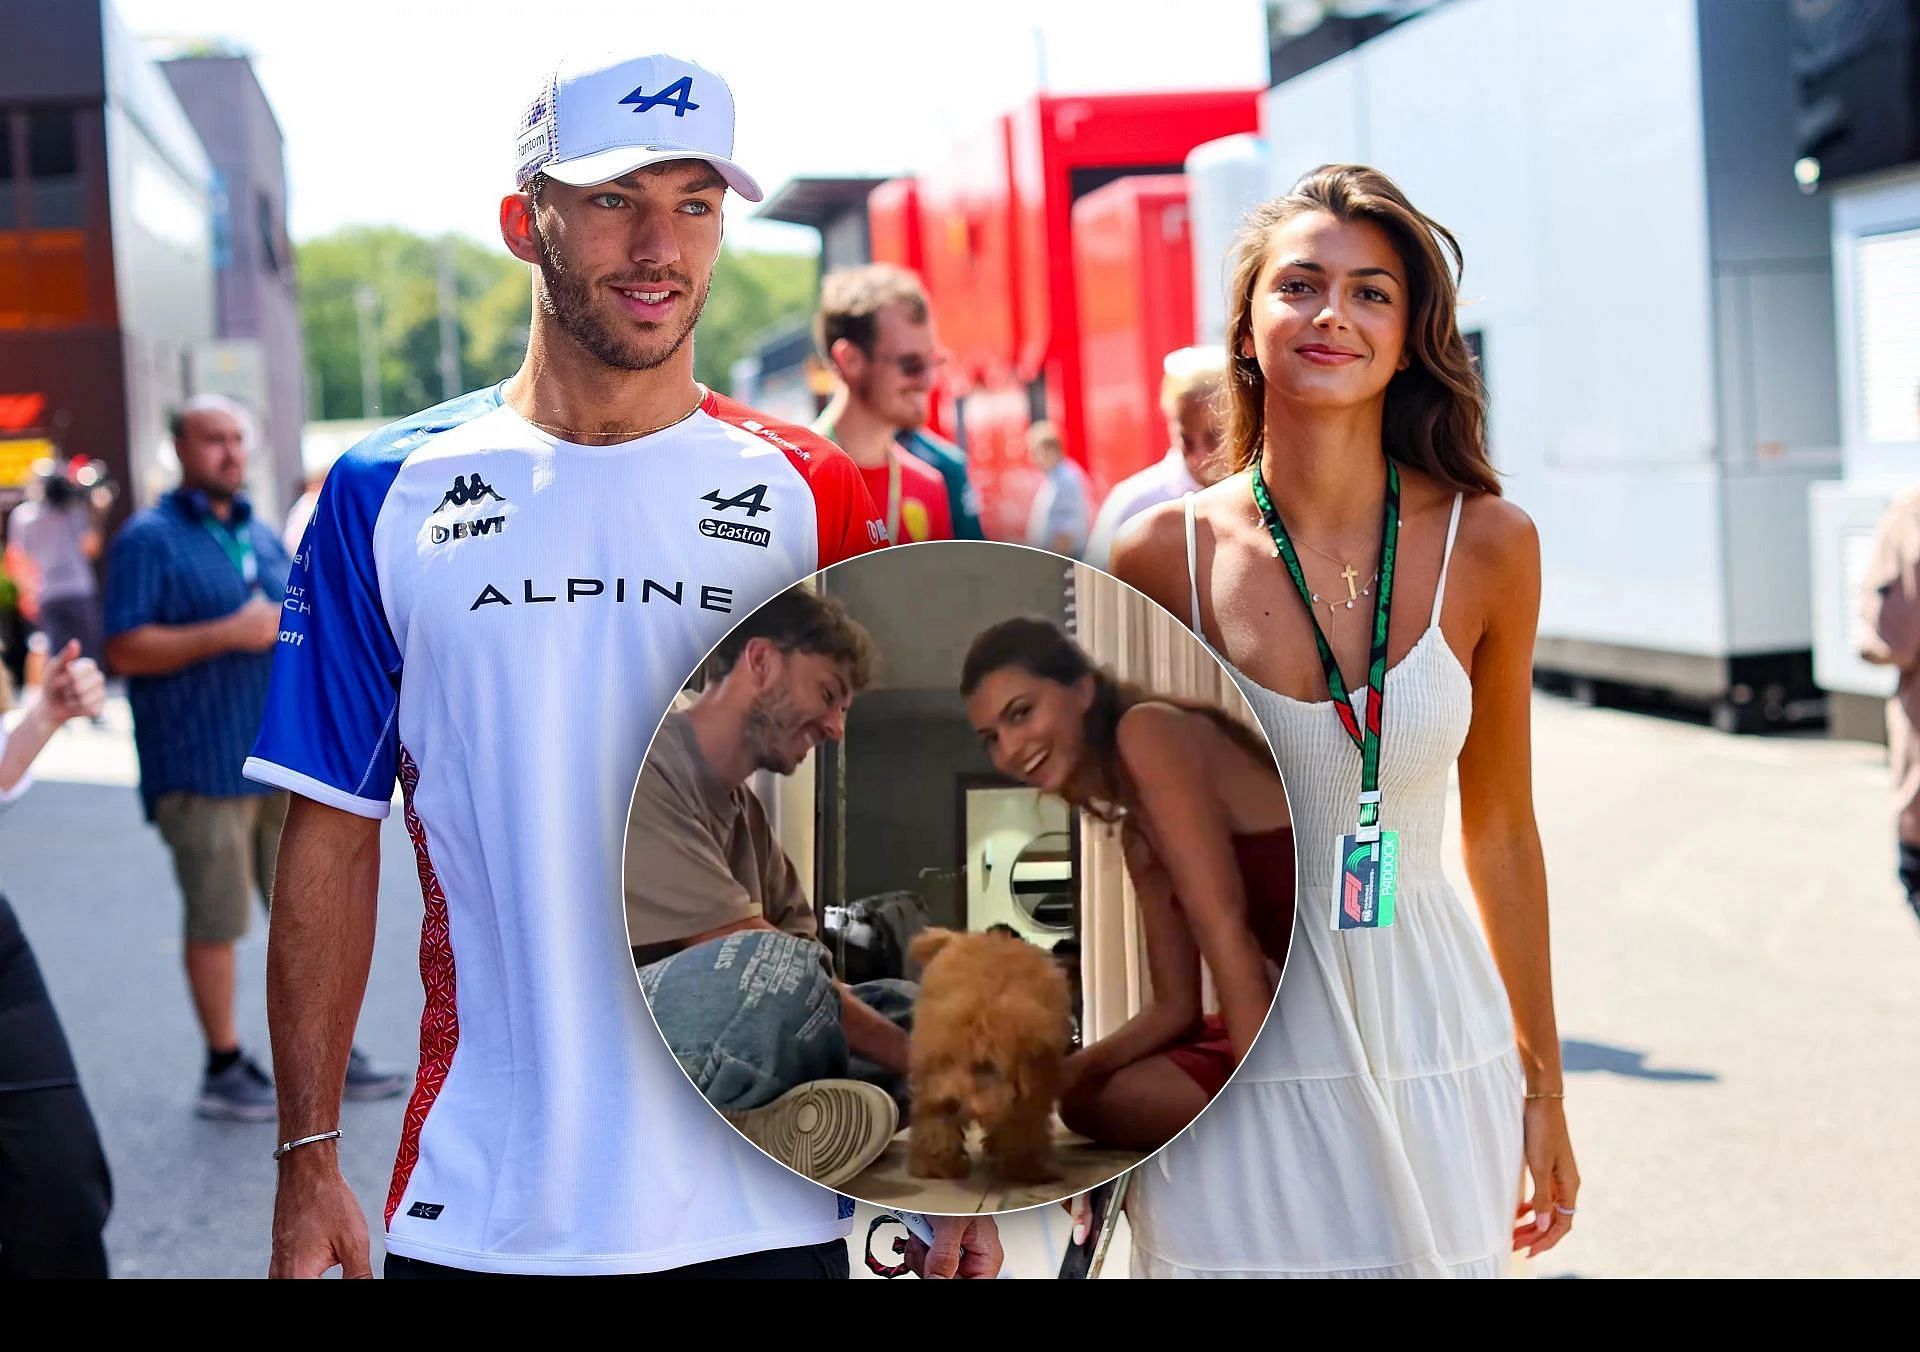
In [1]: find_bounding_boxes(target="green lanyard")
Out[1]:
[201,516,258,590]
[1250,454,1400,835]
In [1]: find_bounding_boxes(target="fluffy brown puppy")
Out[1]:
[906,927,1072,1184]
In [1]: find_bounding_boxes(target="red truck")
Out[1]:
[867,89,1259,540]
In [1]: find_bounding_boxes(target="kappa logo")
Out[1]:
[437,473,505,511]
[620,76,699,117]
[427,473,509,546]
[406,1201,445,1220]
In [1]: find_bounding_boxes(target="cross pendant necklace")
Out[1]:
[1311,567,1378,618]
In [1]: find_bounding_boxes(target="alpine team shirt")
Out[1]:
[245,385,886,1275]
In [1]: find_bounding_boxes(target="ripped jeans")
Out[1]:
[638,929,917,1113]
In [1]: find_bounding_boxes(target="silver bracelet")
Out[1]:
[272,1129,343,1160]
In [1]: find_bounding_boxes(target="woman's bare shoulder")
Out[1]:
[1116,701,1236,792]
[1456,492,1539,574]
[1108,499,1191,612]
[1110,474,1250,614]
[1115,700,1199,764]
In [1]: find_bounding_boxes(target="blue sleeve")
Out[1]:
[102,520,166,639]
[243,445,406,819]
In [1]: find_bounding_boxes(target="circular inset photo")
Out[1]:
[623,540,1295,1214]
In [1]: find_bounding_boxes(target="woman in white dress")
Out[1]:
[1111,164,1578,1277]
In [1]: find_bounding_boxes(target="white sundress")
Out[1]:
[1127,492,1525,1279]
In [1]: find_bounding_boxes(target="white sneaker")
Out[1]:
[722,1080,898,1189]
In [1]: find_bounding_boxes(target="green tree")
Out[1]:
[693,248,819,390]
[297,229,525,422]
[297,228,817,421]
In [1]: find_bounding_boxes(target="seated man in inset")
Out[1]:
[625,586,915,1189]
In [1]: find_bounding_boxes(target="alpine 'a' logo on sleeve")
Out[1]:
[699,483,772,547]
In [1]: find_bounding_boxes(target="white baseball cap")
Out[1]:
[514,52,764,202]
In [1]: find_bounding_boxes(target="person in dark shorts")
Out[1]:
[0,639,112,1277]
[5,461,108,664]
[103,396,406,1121]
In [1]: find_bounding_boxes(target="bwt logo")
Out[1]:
[431,516,506,545]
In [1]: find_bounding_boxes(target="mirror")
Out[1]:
[1008,830,1076,933]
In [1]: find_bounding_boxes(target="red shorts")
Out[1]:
[1164,1015,1234,1100]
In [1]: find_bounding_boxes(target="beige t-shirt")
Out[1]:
[623,711,816,950]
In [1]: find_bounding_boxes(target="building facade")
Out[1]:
[1195,0,1844,731]
[161,53,305,515]
[0,1,302,539]
[1804,0,1920,741]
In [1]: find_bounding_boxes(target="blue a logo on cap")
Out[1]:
[619,76,700,118]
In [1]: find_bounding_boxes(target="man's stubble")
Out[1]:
[534,219,710,373]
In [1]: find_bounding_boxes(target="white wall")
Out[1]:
[101,0,216,500]
[1809,481,1902,699]
[1186,134,1270,344]
[825,541,1070,691]
[1808,166,1920,695]
[1831,168,1920,482]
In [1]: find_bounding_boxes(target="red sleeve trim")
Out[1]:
[703,391,889,565]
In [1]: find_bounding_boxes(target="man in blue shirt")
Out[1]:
[104,396,407,1120]
[1024,421,1091,559]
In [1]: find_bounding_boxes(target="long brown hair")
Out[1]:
[1223,164,1498,497]
[960,616,1276,824]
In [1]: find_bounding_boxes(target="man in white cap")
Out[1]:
[249,52,1000,1279]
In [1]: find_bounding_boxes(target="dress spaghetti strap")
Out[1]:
[1431,493,1465,629]
[1183,493,1204,633]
